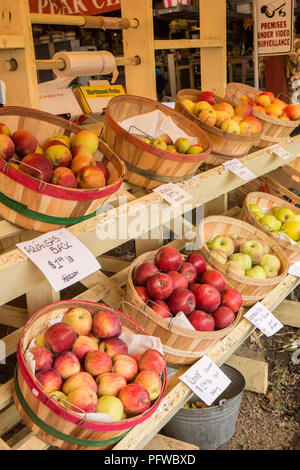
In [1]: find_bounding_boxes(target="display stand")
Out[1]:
[0,0,299,451]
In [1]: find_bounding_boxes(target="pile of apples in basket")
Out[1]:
[0,123,109,189]
[134,246,242,331]
[28,308,166,420]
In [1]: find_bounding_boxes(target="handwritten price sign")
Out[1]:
[153,183,192,206]
[244,302,283,337]
[16,229,101,292]
[223,159,256,182]
[179,355,231,406]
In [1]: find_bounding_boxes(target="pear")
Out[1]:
[281,221,300,241]
[260,215,282,232]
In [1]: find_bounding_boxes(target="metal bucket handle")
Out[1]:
[43,392,87,425]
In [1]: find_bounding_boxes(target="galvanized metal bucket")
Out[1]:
[162,364,246,450]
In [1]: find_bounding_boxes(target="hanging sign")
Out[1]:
[256,0,294,56]
[29,0,120,16]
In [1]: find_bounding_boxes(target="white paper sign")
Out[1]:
[16,229,101,292]
[154,183,192,206]
[223,159,256,182]
[288,262,300,277]
[244,302,283,337]
[269,144,294,161]
[179,355,231,406]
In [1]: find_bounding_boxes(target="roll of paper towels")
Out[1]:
[52,51,118,83]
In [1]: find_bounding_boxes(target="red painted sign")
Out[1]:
[29,0,121,16]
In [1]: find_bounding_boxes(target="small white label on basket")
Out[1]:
[269,144,294,161]
[179,355,231,406]
[288,262,300,277]
[31,388,39,397]
[223,159,256,181]
[153,183,192,206]
[244,302,283,337]
[16,229,101,292]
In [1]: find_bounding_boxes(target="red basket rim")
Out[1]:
[17,300,167,432]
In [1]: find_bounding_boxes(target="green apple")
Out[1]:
[274,208,295,223]
[229,253,252,271]
[271,206,281,216]
[248,204,263,216]
[230,233,247,252]
[225,261,245,276]
[210,249,227,264]
[245,266,267,279]
[175,137,191,154]
[259,215,282,232]
[153,138,167,150]
[281,221,300,241]
[259,254,281,278]
[240,240,264,265]
[291,214,300,222]
[210,235,235,257]
[96,396,124,421]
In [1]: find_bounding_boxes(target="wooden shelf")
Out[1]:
[0,36,25,49]
[154,38,224,50]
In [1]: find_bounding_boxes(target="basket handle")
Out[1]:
[43,393,87,425]
[0,156,48,191]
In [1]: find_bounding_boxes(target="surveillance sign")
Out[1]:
[256,0,294,56]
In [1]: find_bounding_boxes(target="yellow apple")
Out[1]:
[245,266,267,279]
[260,215,282,232]
[274,208,295,223]
[281,221,300,241]
[193,101,211,116]
[221,119,240,134]
[181,99,196,114]
[96,396,124,421]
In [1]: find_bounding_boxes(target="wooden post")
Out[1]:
[121,0,157,100]
[200,0,227,95]
[0,0,39,108]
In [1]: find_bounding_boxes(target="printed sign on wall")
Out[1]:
[256,0,294,56]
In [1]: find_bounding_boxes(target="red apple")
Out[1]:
[43,139,68,152]
[119,384,151,416]
[0,134,15,160]
[112,354,138,382]
[92,310,122,339]
[221,288,242,312]
[36,368,62,393]
[155,246,183,272]
[135,286,151,303]
[67,386,98,413]
[96,161,110,181]
[53,351,81,380]
[20,153,53,182]
[213,306,235,329]
[148,300,172,318]
[72,335,98,362]
[44,322,77,353]
[99,337,128,358]
[188,310,215,331]
[166,271,188,290]
[197,91,215,106]
[63,307,92,336]
[84,350,112,376]
[135,262,159,286]
[193,284,221,313]
[199,269,226,292]
[283,104,300,121]
[187,253,207,276]
[138,349,166,375]
[96,372,127,397]
[62,371,97,394]
[51,167,77,188]
[134,370,162,400]
[0,122,11,136]
[168,288,196,315]
[12,130,37,157]
[29,346,53,371]
[179,262,197,285]
[146,273,174,300]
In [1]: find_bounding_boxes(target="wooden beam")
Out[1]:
[154,39,223,50]
[0,305,27,328]
[0,405,20,437]
[225,355,268,394]
[273,300,300,328]
[144,434,199,451]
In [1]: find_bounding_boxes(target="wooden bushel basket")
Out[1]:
[175,89,263,159]
[103,94,212,190]
[240,192,300,264]
[0,107,126,232]
[195,216,289,306]
[122,251,242,366]
[225,83,300,148]
[14,300,167,450]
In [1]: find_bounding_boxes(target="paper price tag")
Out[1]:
[179,355,231,406]
[16,229,101,292]
[223,159,256,181]
[288,262,300,277]
[269,144,294,161]
[153,183,192,206]
[244,302,283,337]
